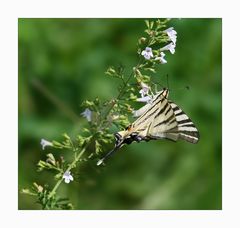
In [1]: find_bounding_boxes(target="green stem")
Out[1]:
[48,179,62,199]
[106,73,133,115]
[102,58,143,120]
[48,147,86,199]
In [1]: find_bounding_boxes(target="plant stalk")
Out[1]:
[48,147,86,199]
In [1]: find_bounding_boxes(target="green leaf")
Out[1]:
[105,66,116,76]
[129,93,138,101]
[150,21,154,29]
[63,133,70,140]
[21,188,37,196]
[82,128,90,133]
[144,68,156,73]
[55,172,63,180]
[95,140,102,154]
[46,153,56,166]
[145,20,150,28]
[52,140,64,148]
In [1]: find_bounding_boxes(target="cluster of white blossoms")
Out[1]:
[141,27,177,64]
[136,82,152,103]
[137,27,177,105]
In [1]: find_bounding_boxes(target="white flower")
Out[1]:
[139,82,150,97]
[155,52,167,64]
[40,139,53,150]
[81,108,92,122]
[164,27,177,44]
[63,171,73,184]
[160,42,176,54]
[136,96,152,103]
[141,47,153,60]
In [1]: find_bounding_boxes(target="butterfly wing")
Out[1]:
[130,92,167,135]
[130,92,178,141]
[168,101,200,143]
[148,100,199,143]
[133,102,152,118]
[133,94,159,117]
[147,97,179,141]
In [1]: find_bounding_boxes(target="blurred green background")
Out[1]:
[18,18,222,210]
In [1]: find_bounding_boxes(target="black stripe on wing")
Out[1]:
[134,89,169,125]
[153,114,175,128]
[133,96,164,127]
[168,101,200,143]
[154,102,169,119]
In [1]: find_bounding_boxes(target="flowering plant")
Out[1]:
[21,19,177,209]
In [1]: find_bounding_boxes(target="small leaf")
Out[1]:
[138,37,147,45]
[46,153,56,166]
[33,182,44,193]
[150,21,154,29]
[63,133,70,140]
[95,140,102,154]
[144,68,156,73]
[52,141,64,148]
[129,93,138,101]
[21,188,36,196]
[145,20,150,28]
[55,172,63,180]
[105,66,116,76]
[99,138,110,144]
[82,100,95,107]
[82,128,90,133]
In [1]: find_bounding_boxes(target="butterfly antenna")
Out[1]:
[173,85,191,91]
[166,74,170,90]
[96,145,121,166]
[150,80,165,91]
[170,85,191,96]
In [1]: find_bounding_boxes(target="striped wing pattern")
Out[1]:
[130,90,199,144]
[148,98,179,142]
[131,92,171,137]
[168,101,199,143]
[132,93,159,117]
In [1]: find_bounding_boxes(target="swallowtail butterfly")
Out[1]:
[97,88,199,165]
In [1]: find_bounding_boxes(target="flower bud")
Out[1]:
[138,37,147,44]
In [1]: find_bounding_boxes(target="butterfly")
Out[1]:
[97,88,199,165]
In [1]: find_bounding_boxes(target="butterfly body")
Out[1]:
[97,88,199,165]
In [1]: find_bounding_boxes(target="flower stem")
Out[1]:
[102,59,143,120]
[48,147,86,199]
[48,179,62,199]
